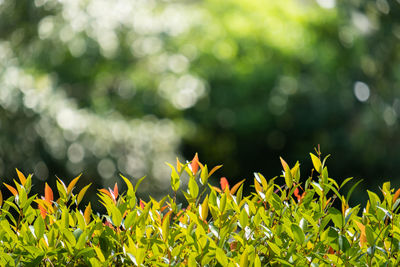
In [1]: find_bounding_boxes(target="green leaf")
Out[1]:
[216,247,228,266]
[120,174,134,196]
[161,213,170,242]
[135,176,146,192]
[239,208,248,228]
[338,234,350,252]
[124,211,136,229]
[329,207,343,229]
[167,163,180,192]
[34,216,45,240]
[365,225,375,246]
[200,164,208,185]
[291,223,305,244]
[188,177,199,198]
[239,248,248,267]
[346,179,363,203]
[340,177,353,189]
[111,206,122,227]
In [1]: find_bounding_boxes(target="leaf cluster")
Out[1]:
[1,152,400,266]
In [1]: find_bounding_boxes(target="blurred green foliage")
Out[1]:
[1,0,400,205]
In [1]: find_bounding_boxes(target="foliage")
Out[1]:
[1,152,400,266]
[1,0,400,203]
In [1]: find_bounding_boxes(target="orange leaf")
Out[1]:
[355,221,367,248]
[191,153,199,175]
[208,165,223,178]
[113,183,118,199]
[45,183,54,204]
[38,203,47,219]
[0,190,2,207]
[220,177,230,191]
[84,202,92,224]
[16,169,27,186]
[99,188,113,199]
[4,183,18,196]
[393,188,400,203]
[67,174,82,195]
[230,179,245,195]
[176,157,182,173]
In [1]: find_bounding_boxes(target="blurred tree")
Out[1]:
[0,0,399,206]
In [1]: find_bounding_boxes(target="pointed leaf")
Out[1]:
[310,153,322,173]
[84,202,92,224]
[77,183,91,205]
[230,179,245,195]
[16,169,27,186]
[135,176,146,192]
[200,195,209,221]
[220,177,230,191]
[45,183,54,203]
[120,174,134,196]
[113,183,118,199]
[208,165,223,178]
[240,249,249,267]
[191,153,200,175]
[291,223,305,244]
[67,174,82,195]
[4,183,18,196]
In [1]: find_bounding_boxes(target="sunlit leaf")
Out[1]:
[230,179,245,195]
[191,153,200,175]
[77,183,91,206]
[310,153,321,173]
[84,202,92,224]
[45,183,53,204]
[220,177,230,191]
[15,168,27,186]
[4,183,18,196]
[67,174,82,195]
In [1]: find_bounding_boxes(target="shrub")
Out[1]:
[1,150,400,266]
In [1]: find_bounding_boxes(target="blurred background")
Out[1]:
[1,0,400,208]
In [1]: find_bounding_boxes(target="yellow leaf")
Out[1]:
[310,153,322,173]
[77,183,91,206]
[201,195,209,221]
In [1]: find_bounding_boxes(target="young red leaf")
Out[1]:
[45,183,54,204]
[191,153,200,175]
[113,183,118,199]
[139,199,145,209]
[4,183,18,196]
[220,177,230,191]
[0,190,3,207]
[16,168,27,186]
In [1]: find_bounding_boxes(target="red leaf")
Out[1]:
[139,199,145,209]
[220,177,230,191]
[113,183,118,199]
[45,183,54,204]
[191,153,199,175]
